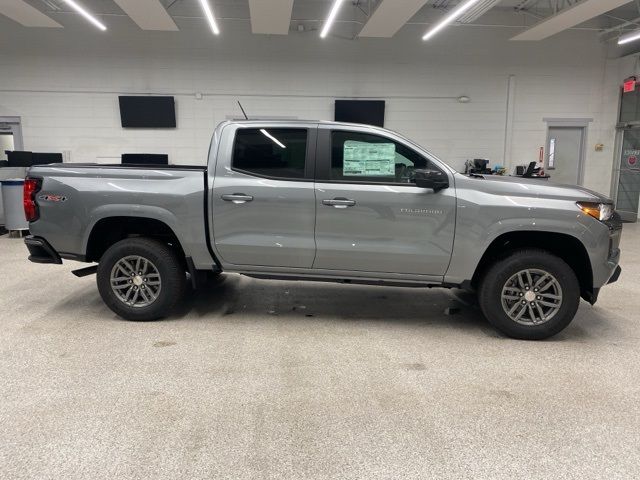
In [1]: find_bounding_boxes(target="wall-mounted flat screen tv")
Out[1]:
[119,96,176,128]
[122,153,169,165]
[335,100,385,127]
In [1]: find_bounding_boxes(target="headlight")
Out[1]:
[576,202,614,222]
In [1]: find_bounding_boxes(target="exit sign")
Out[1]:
[624,77,637,93]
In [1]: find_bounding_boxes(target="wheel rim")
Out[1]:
[500,269,563,326]
[110,255,161,308]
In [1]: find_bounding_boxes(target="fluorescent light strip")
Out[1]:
[60,0,106,31]
[198,0,220,35]
[260,129,286,149]
[619,29,640,45]
[422,0,483,41]
[320,0,346,38]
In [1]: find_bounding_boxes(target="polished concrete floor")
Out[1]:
[1,224,639,480]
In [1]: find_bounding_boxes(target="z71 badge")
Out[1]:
[38,194,67,203]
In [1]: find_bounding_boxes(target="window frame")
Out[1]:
[230,126,317,182]
[315,127,444,186]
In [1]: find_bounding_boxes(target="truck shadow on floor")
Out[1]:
[172,275,486,327]
[174,274,621,341]
[175,274,497,338]
[45,273,621,342]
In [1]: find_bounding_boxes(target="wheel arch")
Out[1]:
[85,216,186,264]
[471,231,593,303]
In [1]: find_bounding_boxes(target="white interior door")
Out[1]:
[0,133,15,161]
[547,126,585,185]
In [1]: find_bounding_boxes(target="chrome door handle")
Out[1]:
[322,198,356,209]
[221,193,254,204]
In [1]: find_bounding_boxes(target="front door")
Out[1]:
[313,127,456,276]
[546,126,585,185]
[212,125,317,268]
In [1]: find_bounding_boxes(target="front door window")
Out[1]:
[329,131,431,184]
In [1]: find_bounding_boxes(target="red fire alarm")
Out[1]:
[624,77,637,93]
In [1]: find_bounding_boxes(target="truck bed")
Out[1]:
[27,163,214,269]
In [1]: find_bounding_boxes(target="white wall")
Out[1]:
[0,12,630,196]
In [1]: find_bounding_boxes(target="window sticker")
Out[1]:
[343,141,396,177]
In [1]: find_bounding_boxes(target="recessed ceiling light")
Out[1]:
[198,0,220,35]
[422,0,483,41]
[60,0,106,31]
[320,0,346,39]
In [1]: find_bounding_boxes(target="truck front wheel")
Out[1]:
[478,249,580,340]
[96,238,186,321]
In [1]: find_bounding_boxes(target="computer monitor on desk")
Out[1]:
[519,161,550,179]
[522,162,538,178]
[467,159,492,175]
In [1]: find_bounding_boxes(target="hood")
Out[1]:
[456,174,612,203]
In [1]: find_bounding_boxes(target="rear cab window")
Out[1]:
[232,128,309,180]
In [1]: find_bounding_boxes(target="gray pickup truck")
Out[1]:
[23,120,622,339]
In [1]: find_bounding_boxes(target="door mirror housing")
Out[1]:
[414,169,449,192]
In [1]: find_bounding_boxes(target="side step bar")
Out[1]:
[71,265,98,277]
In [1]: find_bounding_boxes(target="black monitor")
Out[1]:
[6,151,33,167]
[32,152,63,165]
[119,96,176,128]
[522,161,538,178]
[335,100,385,127]
[473,159,489,171]
[121,153,169,165]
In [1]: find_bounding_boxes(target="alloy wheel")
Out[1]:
[500,268,563,326]
[110,255,161,308]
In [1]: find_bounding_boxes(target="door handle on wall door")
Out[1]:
[221,193,254,204]
[322,198,356,209]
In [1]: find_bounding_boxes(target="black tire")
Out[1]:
[478,249,580,340]
[96,237,187,321]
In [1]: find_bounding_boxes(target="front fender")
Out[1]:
[444,202,604,285]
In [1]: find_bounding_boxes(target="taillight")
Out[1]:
[23,177,42,222]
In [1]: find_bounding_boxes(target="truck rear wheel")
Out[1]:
[96,238,186,321]
[478,249,580,340]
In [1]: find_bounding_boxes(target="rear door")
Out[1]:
[313,125,456,276]
[212,123,317,268]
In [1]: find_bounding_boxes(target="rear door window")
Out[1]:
[232,128,308,180]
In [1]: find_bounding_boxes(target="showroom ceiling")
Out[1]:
[2,0,640,43]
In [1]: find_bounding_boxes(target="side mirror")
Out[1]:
[414,169,449,192]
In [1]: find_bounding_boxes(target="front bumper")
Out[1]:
[24,235,62,264]
[608,265,622,285]
[583,214,622,305]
